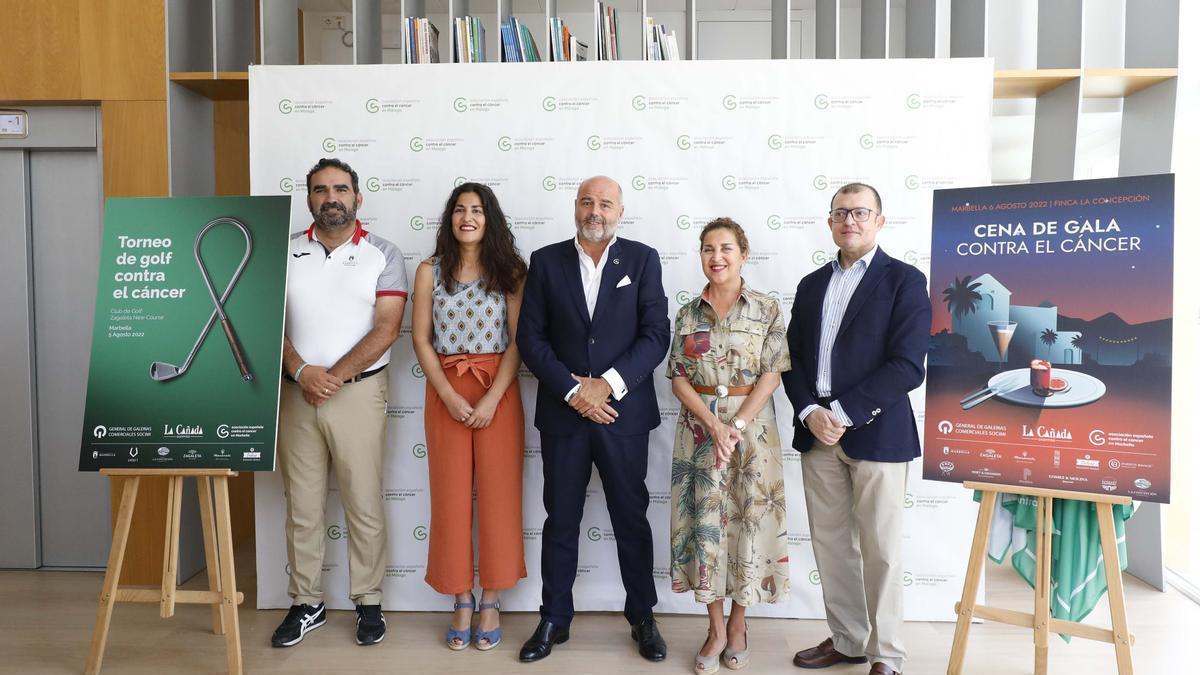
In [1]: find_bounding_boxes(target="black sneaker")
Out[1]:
[355,604,386,645]
[271,603,326,647]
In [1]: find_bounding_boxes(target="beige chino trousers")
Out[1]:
[801,441,908,672]
[278,375,388,606]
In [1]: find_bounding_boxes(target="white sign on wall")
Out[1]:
[251,58,992,620]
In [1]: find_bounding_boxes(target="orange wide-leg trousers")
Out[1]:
[424,352,526,593]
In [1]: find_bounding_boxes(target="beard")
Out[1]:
[312,202,356,230]
[576,216,615,243]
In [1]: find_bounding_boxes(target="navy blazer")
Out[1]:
[517,237,670,436]
[781,247,932,461]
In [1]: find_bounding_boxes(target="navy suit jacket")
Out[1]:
[781,247,932,461]
[517,237,670,436]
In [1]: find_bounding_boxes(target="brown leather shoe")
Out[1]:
[792,637,868,668]
[868,663,901,675]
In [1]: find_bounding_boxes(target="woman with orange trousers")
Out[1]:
[412,182,527,651]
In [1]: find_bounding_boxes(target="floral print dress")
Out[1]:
[666,283,791,606]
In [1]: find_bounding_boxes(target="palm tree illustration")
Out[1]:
[1040,328,1059,359]
[942,276,984,320]
[670,436,723,571]
[1070,334,1086,364]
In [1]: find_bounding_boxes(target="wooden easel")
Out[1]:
[947,481,1135,675]
[86,469,244,674]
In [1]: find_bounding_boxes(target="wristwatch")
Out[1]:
[732,417,747,431]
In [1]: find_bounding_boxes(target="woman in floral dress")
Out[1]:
[667,218,791,674]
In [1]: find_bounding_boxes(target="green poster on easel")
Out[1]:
[79,196,291,472]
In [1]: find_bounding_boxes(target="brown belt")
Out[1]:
[693,383,754,396]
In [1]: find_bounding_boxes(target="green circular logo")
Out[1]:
[586,135,602,151]
[409,137,424,152]
[631,175,646,191]
[675,215,691,230]
[587,527,602,541]
[905,175,920,190]
[903,571,914,586]
[809,569,821,585]
[903,250,920,265]
[631,95,647,111]
[452,97,468,113]
[906,93,922,109]
[767,215,783,230]
[721,175,737,191]
[675,291,693,305]
[411,363,425,378]
[365,98,380,113]
[321,137,337,152]
[722,95,737,111]
[454,176,467,187]
[278,99,293,114]
[813,94,830,110]
[811,250,834,265]
[812,175,829,190]
[365,177,381,192]
[542,96,557,112]
[327,525,345,540]
[279,177,295,193]
[676,134,691,150]
[410,216,425,231]
[542,176,557,191]
[904,492,914,508]
[413,443,427,458]
[859,134,875,150]
[497,136,513,152]
[414,526,429,541]
[767,134,783,150]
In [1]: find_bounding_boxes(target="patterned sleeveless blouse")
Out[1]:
[430,259,509,355]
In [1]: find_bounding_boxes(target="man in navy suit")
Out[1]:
[783,183,931,675]
[516,176,670,664]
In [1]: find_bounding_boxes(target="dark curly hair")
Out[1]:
[434,182,527,296]
[306,157,359,193]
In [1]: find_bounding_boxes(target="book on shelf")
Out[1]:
[594,2,620,60]
[645,18,680,60]
[404,17,441,63]
[499,17,542,62]
[549,17,583,62]
[453,16,486,63]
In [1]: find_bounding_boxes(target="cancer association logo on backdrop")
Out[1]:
[719,93,778,111]
[278,98,331,115]
[452,96,509,113]
[364,97,418,114]
[631,94,685,112]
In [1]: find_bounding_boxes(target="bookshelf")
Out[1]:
[167,0,1180,220]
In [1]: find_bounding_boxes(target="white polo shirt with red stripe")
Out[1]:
[286,220,408,371]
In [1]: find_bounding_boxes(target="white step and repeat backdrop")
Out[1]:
[250,58,991,620]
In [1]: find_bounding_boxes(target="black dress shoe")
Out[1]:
[519,619,569,662]
[630,616,667,662]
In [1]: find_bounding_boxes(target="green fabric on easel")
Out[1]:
[974,491,1134,641]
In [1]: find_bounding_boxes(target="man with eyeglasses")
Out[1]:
[781,182,931,675]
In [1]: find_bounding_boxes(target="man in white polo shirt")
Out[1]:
[271,158,407,649]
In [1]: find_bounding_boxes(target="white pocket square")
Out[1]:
[616,275,633,288]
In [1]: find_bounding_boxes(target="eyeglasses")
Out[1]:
[829,207,877,223]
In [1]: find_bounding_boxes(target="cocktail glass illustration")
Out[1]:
[987,320,1017,373]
